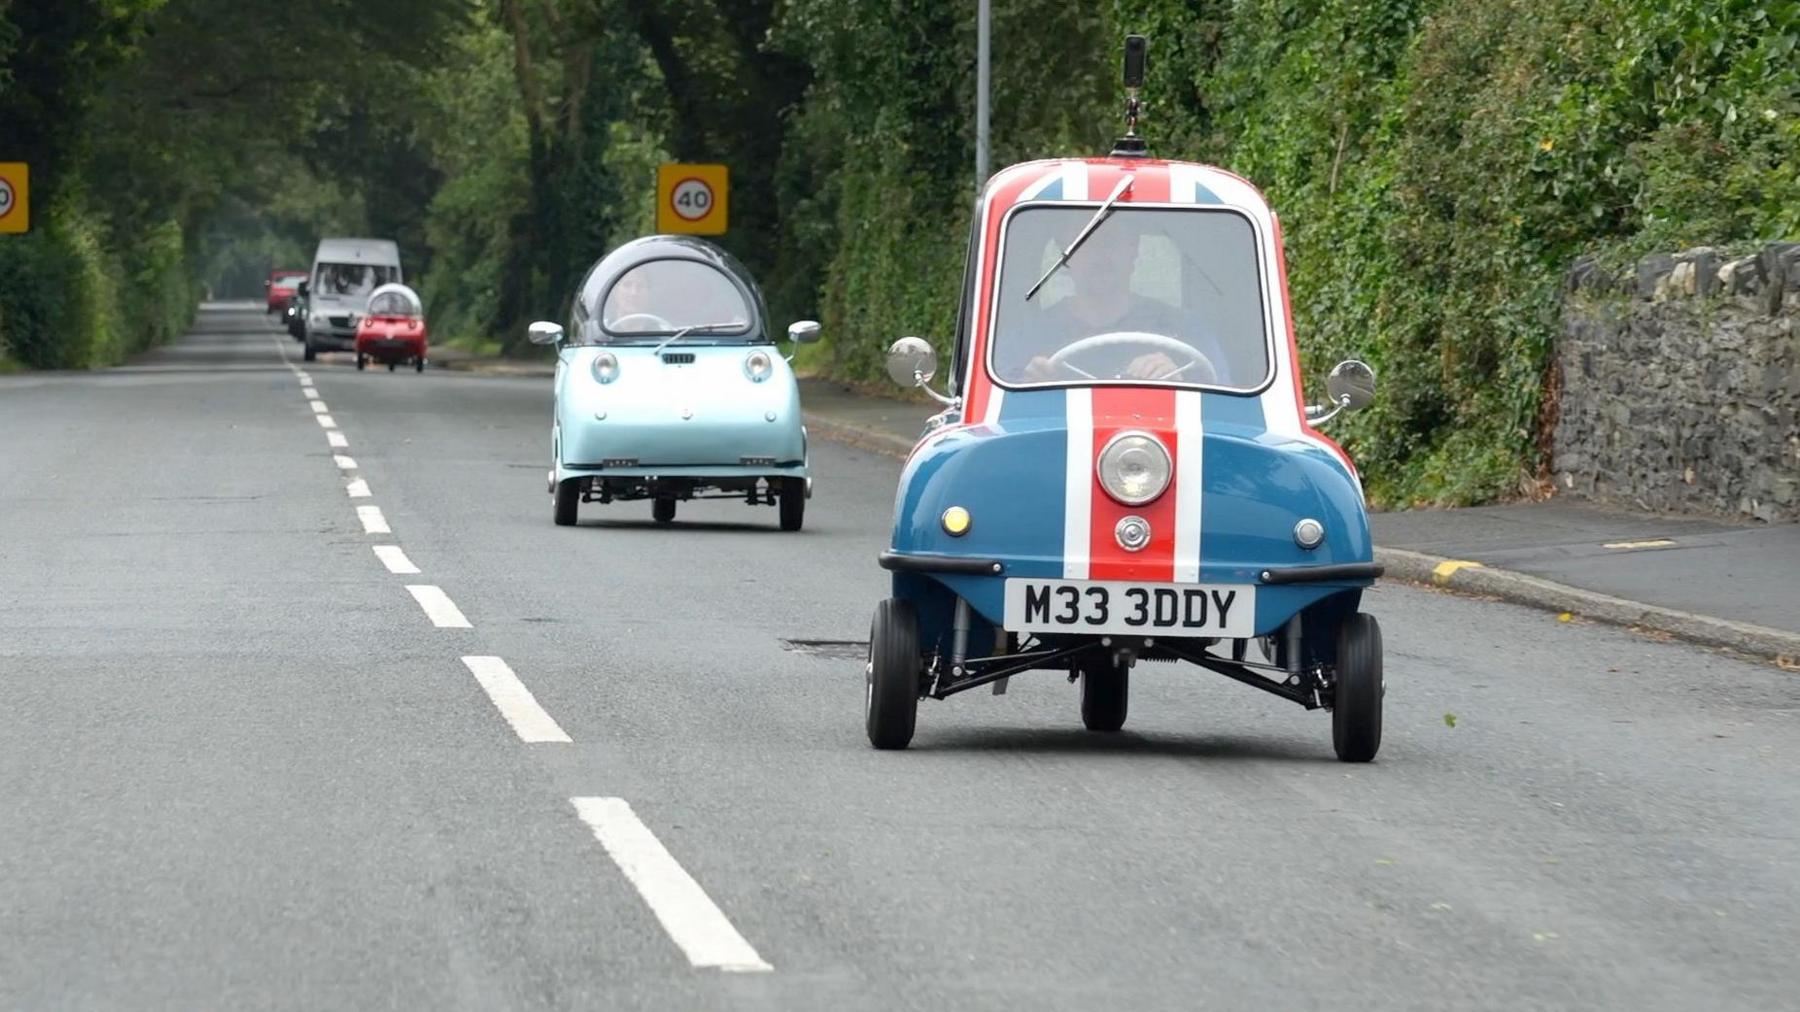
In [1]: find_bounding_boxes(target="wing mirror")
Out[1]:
[296,280,309,297]
[886,337,957,407]
[527,320,565,346]
[788,320,821,343]
[1306,359,1376,425]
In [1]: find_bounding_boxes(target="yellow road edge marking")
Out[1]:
[1432,559,1483,584]
[1601,539,1677,549]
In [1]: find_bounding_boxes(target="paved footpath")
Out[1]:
[2,307,1797,1010]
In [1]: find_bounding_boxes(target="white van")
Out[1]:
[302,237,403,362]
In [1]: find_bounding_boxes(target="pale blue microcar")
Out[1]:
[530,236,820,530]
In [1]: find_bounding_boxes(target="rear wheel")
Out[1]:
[387,361,396,372]
[302,340,317,362]
[1078,662,1129,732]
[355,354,366,371]
[865,598,921,749]
[777,477,805,531]
[415,357,425,373]
[652,497,676,524]
[553,478,580,527]
[1332,613,1384,762]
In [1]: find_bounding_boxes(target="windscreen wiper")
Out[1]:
[652,321,743,354]
[1023,175,1134,301]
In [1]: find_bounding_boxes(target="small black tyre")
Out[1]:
[1332,612,1384,762]
[1079,662,1129,732]
[777,477,805,531]
[355,354,366,371]
[387,361,396,372]
[553,478,580,527]
[415,357,425,373]
[302,341,317,362]
[652,497,677,524]
[865,598,921,749]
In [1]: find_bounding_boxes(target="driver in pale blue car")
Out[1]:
[995,205,1254,387]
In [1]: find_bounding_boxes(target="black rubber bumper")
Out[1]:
[1258,562,1384,585]
[878,550,1005,576]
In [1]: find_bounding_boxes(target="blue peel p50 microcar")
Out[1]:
[530,236,820,530]
[865,37,1386,760]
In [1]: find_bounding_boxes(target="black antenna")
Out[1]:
[1111,35,1149,157]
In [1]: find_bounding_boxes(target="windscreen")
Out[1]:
[599,259,753,340]
[314,263,397,299]
[989,206,1269,389]
[366,291,419,317]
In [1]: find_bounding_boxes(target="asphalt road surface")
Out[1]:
[3,306,1797,1011]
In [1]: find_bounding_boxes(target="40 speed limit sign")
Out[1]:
[655,164,728,235]
[0,163,28,234]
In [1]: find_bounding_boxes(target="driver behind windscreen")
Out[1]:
[1008,223,1223,384]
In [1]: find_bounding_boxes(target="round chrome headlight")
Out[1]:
[745,349,773,383]
[592,351,620,384]
[1096,431,1172,506]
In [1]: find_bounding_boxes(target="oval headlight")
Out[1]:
[1096,431,1172,506]
[592,351,620,384]
[745,349,773,382]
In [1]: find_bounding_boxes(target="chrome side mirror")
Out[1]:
[886,336,957,407]
[1306,359,1376,425]
[788,320,821,344]
[527,320,565,346]
[886,336,937,386]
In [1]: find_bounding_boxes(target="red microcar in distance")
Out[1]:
[354,283,429,372]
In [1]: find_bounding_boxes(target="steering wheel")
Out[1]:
[1047,331,1218,383]
[610,312,674,332]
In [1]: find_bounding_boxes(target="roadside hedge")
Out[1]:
[0,197,195,370]
[776,0,1800,506]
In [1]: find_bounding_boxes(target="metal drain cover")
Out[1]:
[779,639,868,660]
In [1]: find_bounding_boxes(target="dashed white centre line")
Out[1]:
[327,431,349,448]
[296,371,312,384]
[406,585,471,628]
[316,414,338,429]
[310,401,329,414]
[461,657,571,743]
[346,478,371,498]
[334,454,358,470]
[303,387,320,400]
[357,505,390,534]
[571,797,772,973]
[372,545,420,574]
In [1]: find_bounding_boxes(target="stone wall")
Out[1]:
[1555,243,1800,522]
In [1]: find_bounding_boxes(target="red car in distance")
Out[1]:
[265,270,307,314]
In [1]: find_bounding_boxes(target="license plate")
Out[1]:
[1002,578,1255,638]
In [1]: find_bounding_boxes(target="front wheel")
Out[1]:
[355,354,366,371]
[302,340,317,362]
[652,497,676,524]
[865,598,921,749]
[553,478,580,527]
[777,477,805,531]
[415,357,425,373]
[1332,613,1384,762]
[1078,662,1129,732]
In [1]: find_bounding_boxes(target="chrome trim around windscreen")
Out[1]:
[981,200,1279,397]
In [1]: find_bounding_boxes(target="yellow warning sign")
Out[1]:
[0,163,28,234]
[655,164,728,236]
